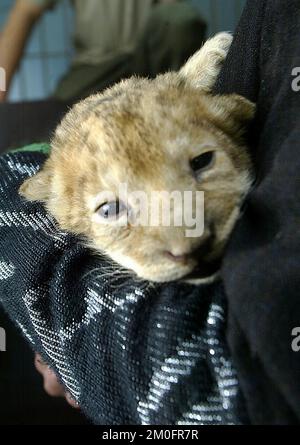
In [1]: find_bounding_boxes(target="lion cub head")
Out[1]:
[20,34,255,283]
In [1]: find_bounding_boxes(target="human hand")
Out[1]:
[34,353,80,409]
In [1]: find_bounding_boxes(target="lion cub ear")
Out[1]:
[19,167,52,202]
[208,94,256,135]
[179,32,233,91]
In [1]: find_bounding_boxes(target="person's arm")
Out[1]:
[0,0,47,101]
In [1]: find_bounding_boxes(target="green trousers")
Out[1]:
[53,1,206,102]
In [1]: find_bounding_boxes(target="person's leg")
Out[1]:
[133,1,206,78]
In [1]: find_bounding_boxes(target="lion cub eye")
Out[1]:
[98,200,127,220]
[190,151,215,173]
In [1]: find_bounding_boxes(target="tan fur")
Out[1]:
[20,33,255,283]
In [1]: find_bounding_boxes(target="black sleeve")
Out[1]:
[0,151,246,425]
[215,0,300,425]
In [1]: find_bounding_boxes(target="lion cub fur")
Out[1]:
[20,33,255,283]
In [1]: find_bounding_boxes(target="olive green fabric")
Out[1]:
[27,1,205,102]
[53,2,206,101]
[28,0,57,8]
[28,0,153,65]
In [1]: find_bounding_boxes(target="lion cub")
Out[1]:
[20,33,255,283]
